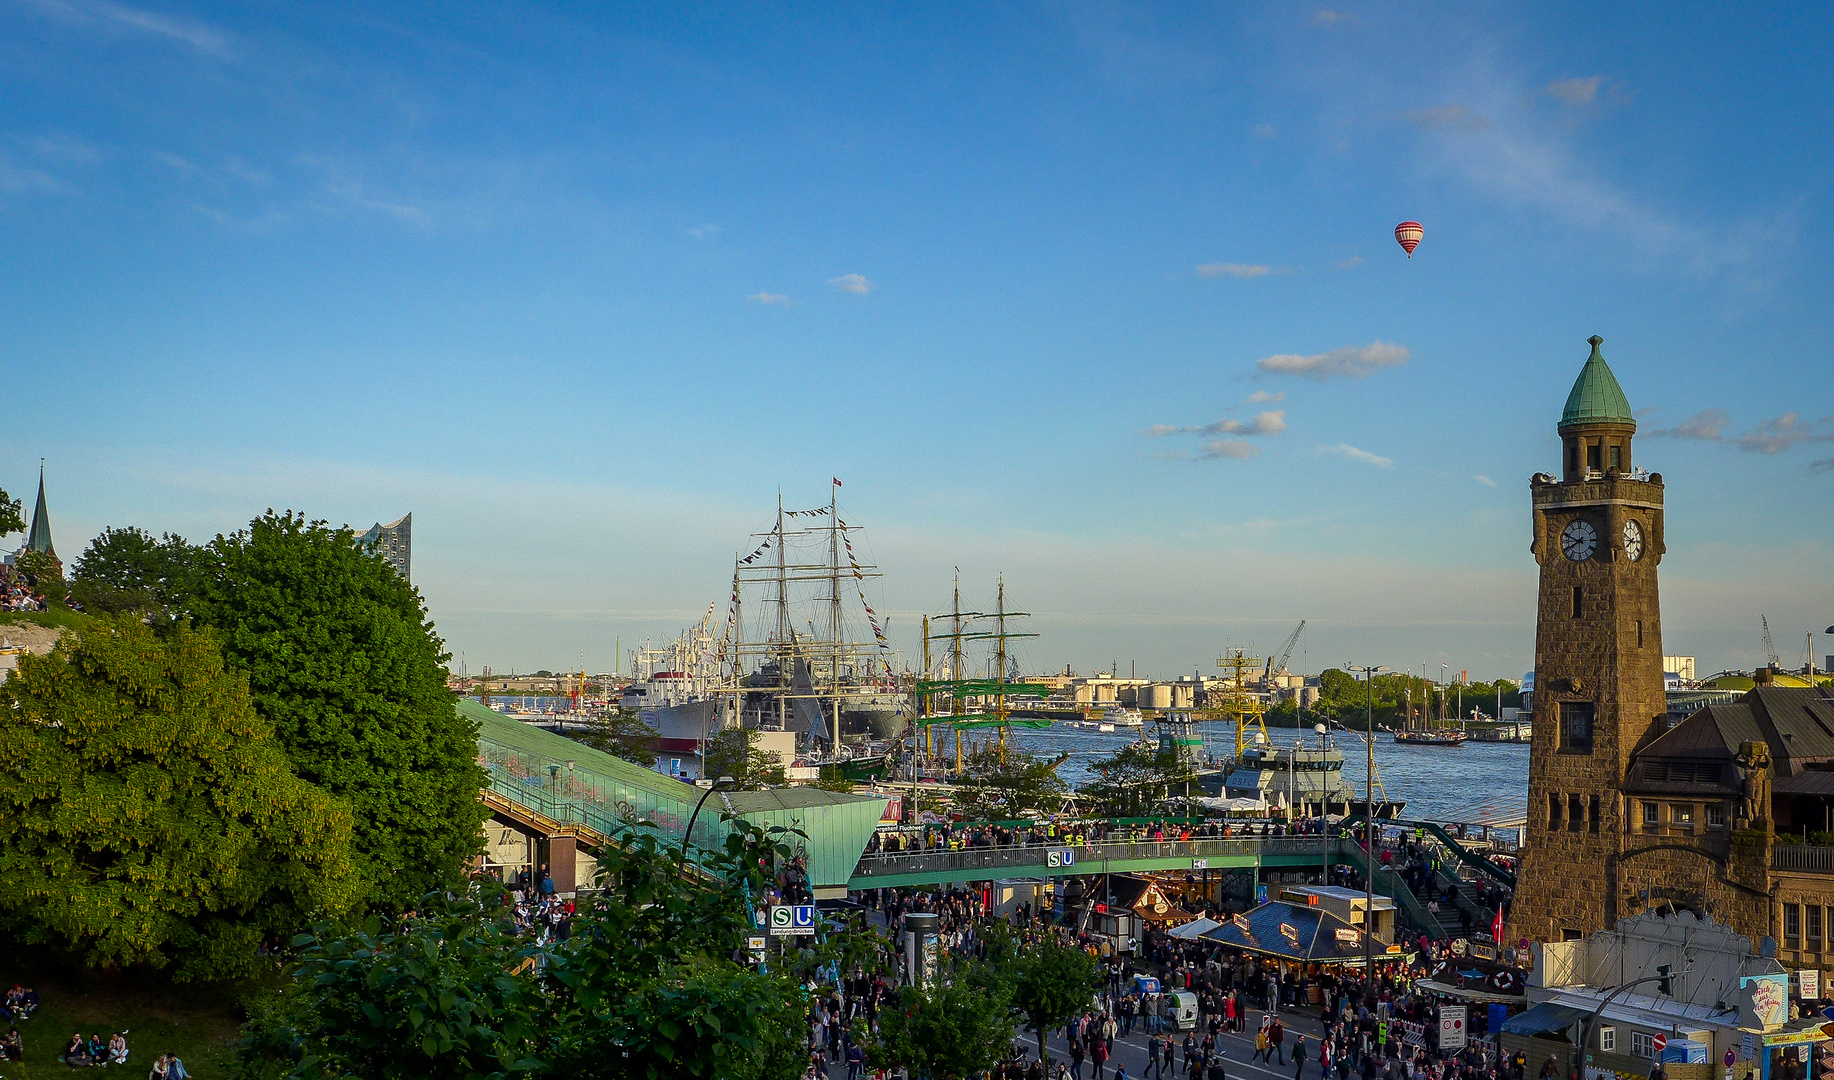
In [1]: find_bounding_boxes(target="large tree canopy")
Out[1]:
[188,510,487,909]
[0,619,358,980]
[69,525,200,618]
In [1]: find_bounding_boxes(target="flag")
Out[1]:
[1491,904,1505,943]
[832,477,842,487]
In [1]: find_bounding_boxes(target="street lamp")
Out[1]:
[547,763,561,804]
[1346,663,1387,982]
[682,775,738,864]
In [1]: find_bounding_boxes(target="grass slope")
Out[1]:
[0,962,253,1079]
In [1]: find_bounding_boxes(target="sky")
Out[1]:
[2,2,1831,682]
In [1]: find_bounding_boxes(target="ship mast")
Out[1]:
[829,481,842,748]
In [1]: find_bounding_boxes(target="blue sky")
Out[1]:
[3,2,1831,680]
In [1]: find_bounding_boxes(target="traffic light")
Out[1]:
[1656,964,1673,996]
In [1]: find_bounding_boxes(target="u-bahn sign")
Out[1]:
[768,904,818,936]
[1047,848,1076,868]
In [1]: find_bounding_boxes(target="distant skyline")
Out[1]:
[3,3,1830,680]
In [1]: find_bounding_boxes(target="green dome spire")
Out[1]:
[1559,335,1635,431]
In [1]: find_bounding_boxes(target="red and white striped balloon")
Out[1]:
[1394,221,1423,258]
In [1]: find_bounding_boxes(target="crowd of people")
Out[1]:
[0,564,46,612]
[864,816,1343,857]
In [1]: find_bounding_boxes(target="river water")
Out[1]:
[1005,722,1531,825]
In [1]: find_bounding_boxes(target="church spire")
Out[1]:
[26,460,54,559]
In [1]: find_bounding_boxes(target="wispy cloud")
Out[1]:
[1405,104,1491,132]
[1647,409,1834,453]
[686,223,722,239]
[1253,123,1276,138]
[1256,341,1408,381]
[1197,439,1258,460]
[1545,76,1603,107]
[1318,443,1394,468]
[1312,10,1356,26]
[1811,458,1834,474]
[748,292,793,306]
[1335,256,1365,270]
[22,0,234,57]
[301,155,429,225]
[1147,411,1286,438]
[1197,262,1271,279]
[1246,391,1285,404]
[828,273,874,294]
[0,157,63,194]
[1473,475,1497,487]
[1647,408,1731,441]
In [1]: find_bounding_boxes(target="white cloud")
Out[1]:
[1335,256,1365,270]
[1196,439,1258,460]
[748,292,793,305]
[1246,391,1285,404]
[1317,443,1394,468]
[1405,104,1491,132]
[1649,408,1731,441]
[22,0,233,56]
[1312,10,1356,25]
[1148,411,1286,438]
[1736,413,1834,455]
[1473,475,1497,487]
[1253,123,1276,138]
[1545,76,1603,107]
[0,157,62,194]
[828,273,874,294]
[1256,341,1409,381]
[1197,262,1271,279]
[686,223,722,239]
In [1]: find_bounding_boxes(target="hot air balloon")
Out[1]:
[1395,221,1423,258]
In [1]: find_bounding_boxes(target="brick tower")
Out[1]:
[1512,336,1669,944]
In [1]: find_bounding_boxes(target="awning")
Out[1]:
[1169,918,1221,939]
[1501,1002,1590,1037]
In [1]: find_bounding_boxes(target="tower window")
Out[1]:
[1609,444,1622,471]
[1636,620,1644,648]
[1568,441,1579,476]
[1549,793,1562,829]
[1568,793,1584,832]
[1561,701,1595,752]
[1573,586,1584,618]
[1643,801,1660,829]
[1587,442,1601,471]
[1589,794,1601,834]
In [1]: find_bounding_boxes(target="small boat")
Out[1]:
[1394,729,1469,746]
[1101,705,1145,728]
[1096,722,1116,733]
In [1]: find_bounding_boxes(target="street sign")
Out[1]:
[768,904,818,936]
[747,935,767,961]
[1192,858,1209,870]
[1652,1035,1668,1054]
[1725,1049,1737,1068]
[1742,1034,1755,1062]
[1047,848,1076,868]
[1440,1007,1467,1050]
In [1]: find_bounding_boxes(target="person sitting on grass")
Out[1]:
[1,1026,22,1061]
[108,1031,130,1065]
[88,1032,107,1064]
[65,1032,94,1066]
[154,1051,193,1079]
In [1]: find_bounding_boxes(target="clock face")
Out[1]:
[1622,520,1644,562]
[1561,519,1598,561]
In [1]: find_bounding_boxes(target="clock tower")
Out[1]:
[1512,336,1669,943]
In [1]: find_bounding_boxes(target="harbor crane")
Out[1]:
[1262,619,1307,688]
[1762,615,1781,670]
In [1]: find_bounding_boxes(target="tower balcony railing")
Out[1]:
[1773,844,1834,875]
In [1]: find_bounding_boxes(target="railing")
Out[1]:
[1773,844,1834,874]
[850,836,1336,879]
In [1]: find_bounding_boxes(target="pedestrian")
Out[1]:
[1093,1034,1110,1080]
[1272,1017,1286,1066]
[1144,1036,1162,1080]
[1255,1026,1269,1064]
[1293,1034,1307,1080]
[1071,1038,1086,1080]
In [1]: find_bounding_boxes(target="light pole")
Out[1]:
[682,776,737,864]
[1346,663,1387,983]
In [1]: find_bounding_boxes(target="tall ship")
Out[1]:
[1392,675,1468,746]
[910,576,1052,775]
[712,483,907,776]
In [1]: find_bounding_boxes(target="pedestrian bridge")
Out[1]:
[846,836,1347,890]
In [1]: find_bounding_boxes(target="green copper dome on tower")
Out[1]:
[1558,335,1635,431]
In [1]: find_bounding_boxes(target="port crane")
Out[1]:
[1261,619,1307,689]
[1762,615,1781,670]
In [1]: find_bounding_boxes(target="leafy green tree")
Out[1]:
[0,618,358,980]
[239,820,810,1080]
[1079,739,1197,818]
[951,747,1070,819]
[572,710,659,768]
[13,548,63,593]
[702,727,787,789]
[814,765,857,793]
[0,486,21,537]
[868,975,1018,1080]
[1005,933,1101,1064]
[69,526,200,618]
[188,510,487,910]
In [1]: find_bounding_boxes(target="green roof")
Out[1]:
[464,699,886,886]
[26,465,54,558]
[1559,335,1635,431]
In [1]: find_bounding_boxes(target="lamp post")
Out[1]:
[682,776,737,864]
[547,763,561,804]
[1346,663,1387,983]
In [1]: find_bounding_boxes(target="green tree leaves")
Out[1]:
[572,710,660,768]
[1003,933,1101,1064]
[0,485,22,537]
[1080,739,1198,818]
[0,619,358,980]
[869,976,1019,1080]
[69,526,200,618]
[701,727,787,790]
[189,511,488,909]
